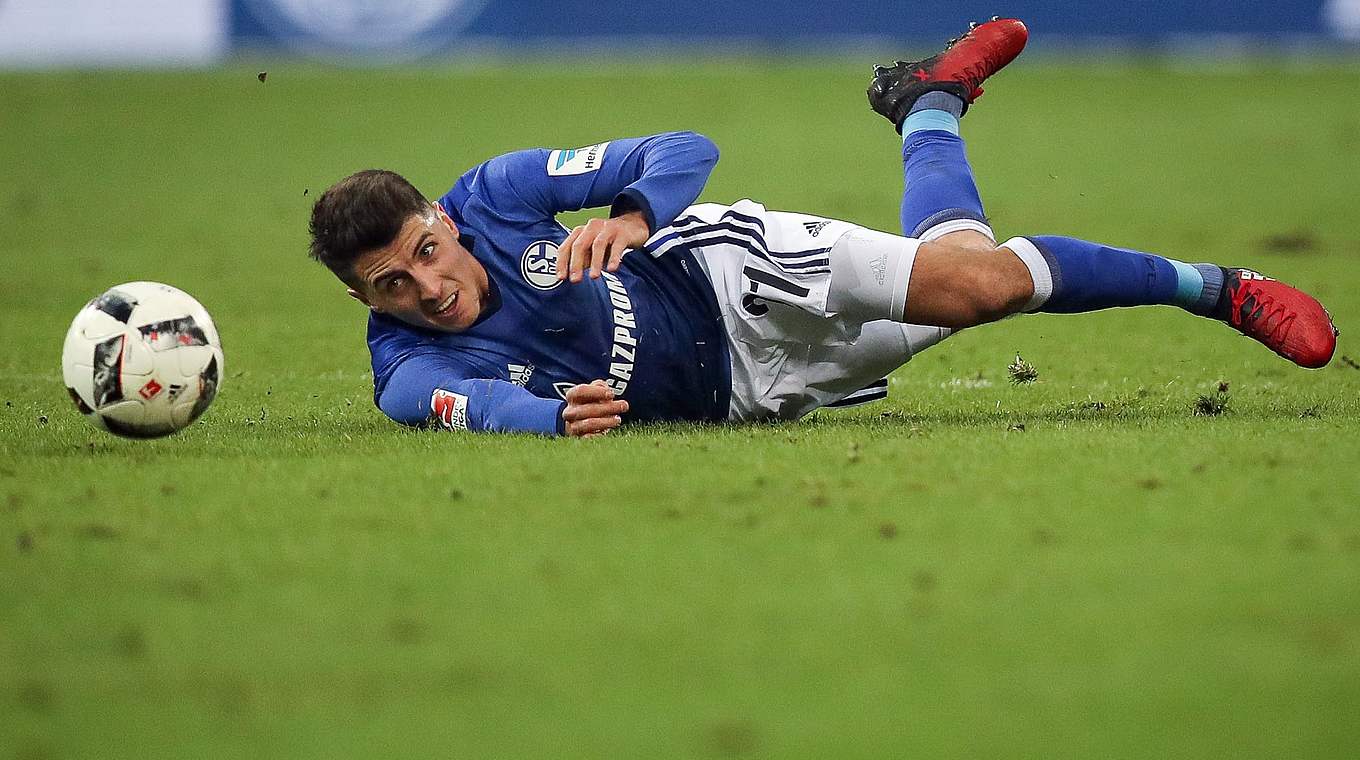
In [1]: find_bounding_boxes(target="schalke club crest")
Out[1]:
[521,240,562,291]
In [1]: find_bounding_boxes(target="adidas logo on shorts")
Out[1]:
[802,220,832,237]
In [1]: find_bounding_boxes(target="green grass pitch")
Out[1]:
[2,60,1359,758]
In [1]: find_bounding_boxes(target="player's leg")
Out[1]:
[867,234,1227,328]
[837,232,1338,368]
[868,17,1028,249]
[1001,236,1336,367]
[896,93,992,252]
[821,17,1029,363]
[895,235,1226,328]
[825,227,1027,328]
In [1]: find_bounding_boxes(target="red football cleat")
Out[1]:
[868,17,1029,130]
[1218,269,1338,368]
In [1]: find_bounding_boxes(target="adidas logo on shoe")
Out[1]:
[803,220,832,237]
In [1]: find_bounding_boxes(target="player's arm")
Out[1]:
[377,353,627,437]
[555,132,720,280]
[457,132,720,280]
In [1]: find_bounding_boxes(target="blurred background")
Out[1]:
[1,0,1359,66]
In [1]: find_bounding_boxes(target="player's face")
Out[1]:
[348,205,490,332]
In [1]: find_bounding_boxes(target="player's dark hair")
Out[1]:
[308,169,431,285]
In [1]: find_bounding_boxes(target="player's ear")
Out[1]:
[433,203,458,236]
[347,287,379,312]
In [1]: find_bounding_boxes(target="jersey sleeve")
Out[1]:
[376,351,566,436]
[459,131,719,233]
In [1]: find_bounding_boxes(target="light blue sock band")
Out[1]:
[1168,259,1205,307]
[901,110,959,140]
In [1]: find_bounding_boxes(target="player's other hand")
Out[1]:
[556,210,650,283]
[562,380,629,438]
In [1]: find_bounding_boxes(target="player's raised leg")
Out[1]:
[822,18,1028,343]
[826,17,1027,331]
[867,17,1028,247]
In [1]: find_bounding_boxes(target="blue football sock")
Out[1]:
[1004,235,1225,315]
[898,92,991,240]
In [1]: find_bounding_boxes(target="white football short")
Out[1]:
[649,200,953,422]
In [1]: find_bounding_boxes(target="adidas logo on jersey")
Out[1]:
[508,363,535,386]
[803,220,832,237]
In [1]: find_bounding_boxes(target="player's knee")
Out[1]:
[957,251,1032,323]
[930,229,995,254]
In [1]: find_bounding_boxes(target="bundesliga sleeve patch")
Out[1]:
[546,142,610,176]
[429,388,470,431]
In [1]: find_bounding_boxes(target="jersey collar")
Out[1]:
[462,232,502,328]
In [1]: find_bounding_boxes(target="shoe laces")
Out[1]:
[1231,281,1296,343]
[953,29,1005,93]
[961,61,991,92]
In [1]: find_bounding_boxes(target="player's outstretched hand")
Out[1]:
[562,380,629,438]
[556,211,650,283]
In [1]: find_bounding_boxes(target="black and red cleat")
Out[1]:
[1216,269,1338,368]
[868,17,1029,131]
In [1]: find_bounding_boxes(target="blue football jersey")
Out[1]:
[367,132,732,435]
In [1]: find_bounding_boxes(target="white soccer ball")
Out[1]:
[61,281,224,438]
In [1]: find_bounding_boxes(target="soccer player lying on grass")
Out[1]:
[307,17,1338,437]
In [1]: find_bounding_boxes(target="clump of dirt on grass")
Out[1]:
[1194,381,1231,416]
[1007,354,1038,384]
